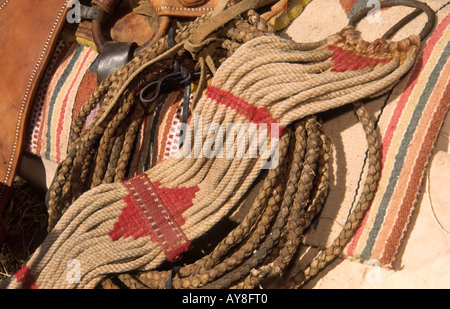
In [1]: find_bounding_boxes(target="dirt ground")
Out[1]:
[0,177,48,283]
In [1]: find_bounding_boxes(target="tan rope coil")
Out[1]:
[45,7,275,230]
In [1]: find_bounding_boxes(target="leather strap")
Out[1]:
[348,0,435,41]
[0,0,71,234]
[188,0,277,47]
[80,4,109,23]
[92,0,121,16]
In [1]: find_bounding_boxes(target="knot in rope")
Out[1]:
[184,36,218,59]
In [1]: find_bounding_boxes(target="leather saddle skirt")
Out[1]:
[0,0,71,242]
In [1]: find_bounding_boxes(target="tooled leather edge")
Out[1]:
[0,0,10,10]
[0,1,71,206]
[154,0,240,17]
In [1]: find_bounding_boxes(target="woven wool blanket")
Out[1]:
[26,41,98,163]
[287,0,450,268]
[25,43,204,181]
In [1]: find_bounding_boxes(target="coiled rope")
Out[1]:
[45,7,275,230]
